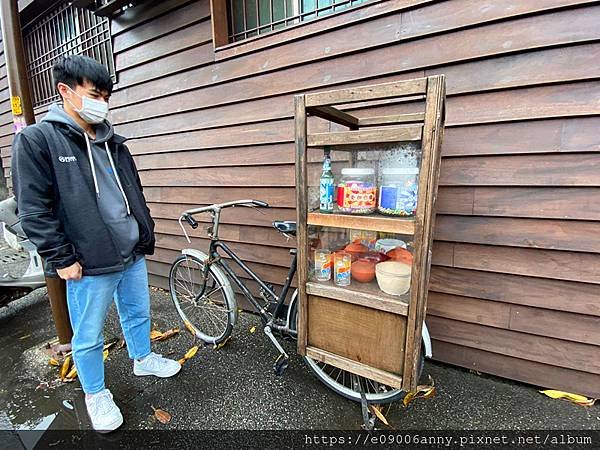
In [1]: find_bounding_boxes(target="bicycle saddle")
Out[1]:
[272,221,296,236]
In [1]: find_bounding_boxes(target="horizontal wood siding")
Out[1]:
[0,0,596,397]
[106,0,600,397]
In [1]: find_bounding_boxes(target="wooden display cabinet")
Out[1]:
[294,76,446,392]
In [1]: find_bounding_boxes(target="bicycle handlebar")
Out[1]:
[182,199,269,217]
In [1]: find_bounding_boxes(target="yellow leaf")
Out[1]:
[103,338,119,351]
[103,349,109,361]
[214,336,231,350]
[178,358,186,366]
[184,345,198,360]
[249,326,256,334]
[403,375,436,406]
[64,365,77,380]
[49,358,59,367]
[152,406,172,424]
[59,356,71,379]
[540,390,596,407]
[183,320,197,336]
[150,330,164,341]
[369,405,390,427]
[155,328,180,341]
[403,391,416,407]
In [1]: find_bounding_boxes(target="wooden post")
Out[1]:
[1,0,73,349]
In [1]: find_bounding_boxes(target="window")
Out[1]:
[22,1,115,108]
[227,0,370,42]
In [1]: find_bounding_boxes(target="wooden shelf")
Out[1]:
[307,126,422,147]
[306,280,409,316]
[306,346,403,389]
[308,211,415,234]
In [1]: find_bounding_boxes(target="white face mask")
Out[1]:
[66,86,109,125]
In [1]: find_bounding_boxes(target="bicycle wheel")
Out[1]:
[289,290,423,404]
[169,253,237,345]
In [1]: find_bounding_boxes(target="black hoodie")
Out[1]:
[11,105,155,277]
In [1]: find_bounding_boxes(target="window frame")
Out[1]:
[211,0,397,61]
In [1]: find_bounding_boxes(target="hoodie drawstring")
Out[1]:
[105,142,131,216]
[84,133,131,216]
[84,134,100,197]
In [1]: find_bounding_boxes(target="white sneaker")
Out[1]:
[134,352,182,378]
[85,389,123,433]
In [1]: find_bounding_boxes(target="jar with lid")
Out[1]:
[336,168,377,215]
[378,168,419,216]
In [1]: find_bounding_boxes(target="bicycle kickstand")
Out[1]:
[264,325,289,376]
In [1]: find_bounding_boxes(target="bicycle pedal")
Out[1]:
[273,354,289,376]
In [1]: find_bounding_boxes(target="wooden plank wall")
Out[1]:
[2,0,599,397]
[107,0,600,397]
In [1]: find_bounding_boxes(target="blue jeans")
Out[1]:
[66,255,151,394]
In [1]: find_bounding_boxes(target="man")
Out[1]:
[11,55,181,432]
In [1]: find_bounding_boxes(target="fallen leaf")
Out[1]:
[249,326,256,334]
[214,336,232,350]
[403,375,436,406]
[184,346,198,359]
[183,320,197,336]
[369,405,390,427]
[59,356,71,379]
[151,406,172,424]
[155,328,179,341]
[49,358,59,367]
[150,330,164,341]
[540,390,596,407]
[64,365,77,380]
[179,345,199,365]
[19,334,31,340]
[103,338,119,351]
[103,349,109,362]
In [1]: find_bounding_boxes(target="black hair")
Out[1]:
[52,55,113,94]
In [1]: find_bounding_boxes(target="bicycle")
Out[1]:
[169,199,432,404]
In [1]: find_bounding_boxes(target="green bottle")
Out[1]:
[319,147,334,213]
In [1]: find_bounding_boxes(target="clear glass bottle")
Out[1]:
[319,147,334,213]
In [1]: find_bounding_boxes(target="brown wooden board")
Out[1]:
[440,153,600,186]
[435,215,600,253]
[432,340,600,399]
[307,295,407,375]
[442,117,600,157]
[112,1,209,53]
[428,316,600,375]
[451,243,600,284]
[429,266,600,317]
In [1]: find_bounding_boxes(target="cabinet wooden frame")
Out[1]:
[295,75,446,392]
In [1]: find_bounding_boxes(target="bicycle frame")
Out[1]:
[204,238,297,325]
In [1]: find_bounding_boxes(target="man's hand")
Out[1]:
[57,262,82,280]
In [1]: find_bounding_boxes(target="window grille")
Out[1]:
[22,1,115,108]
[228,0,370,42]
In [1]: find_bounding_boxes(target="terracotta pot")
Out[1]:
[344,242,368,261]
[351,259,376,283]
[386,247,413,265]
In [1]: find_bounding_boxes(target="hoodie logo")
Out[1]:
[59,156,77,163]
